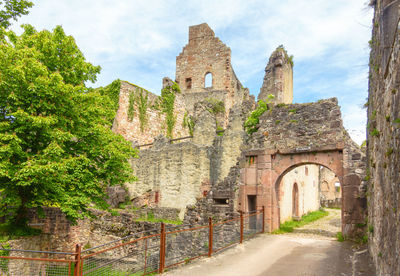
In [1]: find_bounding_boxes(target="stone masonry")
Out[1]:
[112,81,189,145]
[1,23,371,266]
[367,1,400,275]
[176,23,251,125]
[258,46,293,104]
[239,99,366,237]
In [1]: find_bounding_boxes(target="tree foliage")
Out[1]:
[0,0,33,29]
[0,25,137,227]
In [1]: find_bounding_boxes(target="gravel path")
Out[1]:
[163,208,376,276]
[290,208,341,239]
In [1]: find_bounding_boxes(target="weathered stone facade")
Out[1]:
[367,1,400,275]
[112,81,189,145]
[175,23,250,125]
[319,166,341,208]
[239,98,366,237]
[258,46,293,104]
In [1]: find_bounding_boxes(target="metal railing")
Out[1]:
[0,207,264,275]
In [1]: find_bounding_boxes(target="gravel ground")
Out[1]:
[163,208,376,276]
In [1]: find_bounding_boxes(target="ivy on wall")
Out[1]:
[244,94,274,134]
[136,87,149,132]
[128,91,136,121]
[182,111,195,136]
[161,82,180,138]
[126,85,149,132]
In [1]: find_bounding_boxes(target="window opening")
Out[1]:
[185,78,192,89]
[205,72,212,88]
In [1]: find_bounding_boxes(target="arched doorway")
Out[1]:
[292,183,299,218]
[275,164,328,225]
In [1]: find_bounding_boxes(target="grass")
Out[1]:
[0,222,42,242]
[336,232,345,242]
[272,210,329,234]
[135,212,182,225]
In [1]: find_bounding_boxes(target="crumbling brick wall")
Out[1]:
[367,1,400,275]
[175,23,250,125]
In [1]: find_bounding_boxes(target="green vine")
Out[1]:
[127,86,149,132]
[244,94,274,134]
[161,82,180,138]
[206,98,225,114]
[128,91,135,121]
[136,87,149,132]
[182,111,195,136]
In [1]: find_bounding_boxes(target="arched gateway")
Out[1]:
[238,98,367,238]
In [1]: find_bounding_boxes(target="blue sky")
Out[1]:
[12,0,373,144]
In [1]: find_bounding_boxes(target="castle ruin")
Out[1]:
[110,23,366,237]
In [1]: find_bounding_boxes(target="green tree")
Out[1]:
[0,25,137,228]
[0,0,33,29]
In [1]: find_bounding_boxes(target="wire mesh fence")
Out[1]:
[243,210,264,241]
[0,249,76,276]
[212,217,241,253]
[80,233,161,276]
[164,225,209,269]
[0,208,264,275]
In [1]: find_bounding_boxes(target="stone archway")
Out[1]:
[239,145,366,238]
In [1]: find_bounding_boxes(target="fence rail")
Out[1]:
[0,207,265,276]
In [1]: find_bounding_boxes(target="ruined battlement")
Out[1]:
[258,46,293,104]
[248,98,344,151]
[188,22,215,41]
[176,23,250,124]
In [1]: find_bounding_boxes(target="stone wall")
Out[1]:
[175,23,250,125]
[112,81,189,145]
[367,1,400,275]
[258,46,293,104]
[248,98,345,151]
[240,98,366,236]
[319,166,341,202]
[127,99,253,220]
[128,139,212,219]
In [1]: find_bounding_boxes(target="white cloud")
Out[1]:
[11,0,373,143]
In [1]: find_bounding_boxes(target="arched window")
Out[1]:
[205,72,212,88]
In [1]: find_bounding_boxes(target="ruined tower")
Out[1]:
[258,46,293,104]
[175,23,249,122]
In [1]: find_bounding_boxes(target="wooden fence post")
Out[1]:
[208,217,213,257]
[159,223,166,274]
[74,244,81,276]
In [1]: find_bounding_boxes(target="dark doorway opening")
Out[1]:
[248,195,257,229]
[292,183,299,218]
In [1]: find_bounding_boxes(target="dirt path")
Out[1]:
[163,209,375,276]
